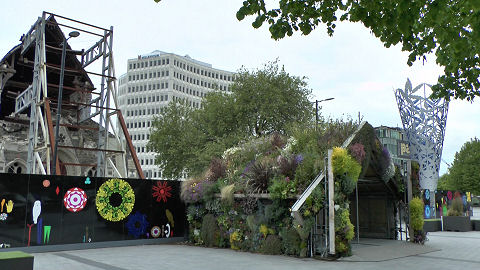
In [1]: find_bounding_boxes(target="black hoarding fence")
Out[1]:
[0,173,185,248]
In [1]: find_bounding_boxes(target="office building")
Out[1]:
[118,51,235,179]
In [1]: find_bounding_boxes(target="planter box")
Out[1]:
[0,251,34,270]
[472,220,480,231]
[423,219,441,232]
[443,216,471,232]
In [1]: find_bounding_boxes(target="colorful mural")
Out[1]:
[421,189,473,218]
[0,173,185,248]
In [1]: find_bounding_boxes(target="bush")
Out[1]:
[332,147,361,182]
[181,179,212,203]
[349,143,366,163]
[409,197,424,231]
[201,214,220,247]
[294,152,321,191]
[280,227,302,256]
[447,196,464,216]
[277,154,300,179]
[334,208,354,256]
[260,235,283,255]
[246,160,275,192]
[207,158,226,182]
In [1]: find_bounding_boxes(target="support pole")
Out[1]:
[328,149,335,255]
[52,37,67,175]
[356,181,360,244]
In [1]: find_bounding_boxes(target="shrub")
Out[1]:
[181,179,212,203]
[332,147,361,182]
[268,175,296,200]
[220,184,235,205]
[280,227,302,256]
[201,214,220,247]
[409,197,424,231]
[294,152,321,191]
[271,132,286,149]
[246,160,275,192]
[447,197,463,216]
[260,235,283,255]
[207,158,226,182]
[334,208,355,256]
[349,143,366,163]
[277,154,300,179]
[229,230,243,250]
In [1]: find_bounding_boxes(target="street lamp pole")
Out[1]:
[52,31,80,175]
[315,97,334,128]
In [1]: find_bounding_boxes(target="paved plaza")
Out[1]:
[30,231,480,270]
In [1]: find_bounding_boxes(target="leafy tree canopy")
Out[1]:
[235,0,480,101]
[438,138,480,193]
[148,60,313,178]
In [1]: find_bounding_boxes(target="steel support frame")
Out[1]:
[21,12,144,178]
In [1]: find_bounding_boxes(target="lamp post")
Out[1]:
[315,98,334,127]
[52,31,80,175]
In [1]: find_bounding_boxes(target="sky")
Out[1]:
[1,0,478,175]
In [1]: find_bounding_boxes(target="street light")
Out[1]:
[52,31,80,175]
[315,98,334,127]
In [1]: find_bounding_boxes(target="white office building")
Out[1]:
[117,51,235,179]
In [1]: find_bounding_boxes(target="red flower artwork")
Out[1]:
[152,181,172,203]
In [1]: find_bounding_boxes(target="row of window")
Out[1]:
[127,120,152,129]
[129,58,170,70]
[172,96,201,109]
[126,94,169,106]
[173,59,232,82]
[131,133,150,141]
[173,83,204,98]
[128,70,170,82]
[126,106,167,117]
[173,71,230,91]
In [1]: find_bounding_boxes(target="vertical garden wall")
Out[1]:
[0,173,185,248]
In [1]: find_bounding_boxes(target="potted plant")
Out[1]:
[443,197,471,232]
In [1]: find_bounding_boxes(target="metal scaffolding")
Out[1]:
[4,11,144,178]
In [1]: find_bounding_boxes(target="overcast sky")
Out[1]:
[1,0,479,175]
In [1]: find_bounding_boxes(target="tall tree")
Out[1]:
[235,1,480,101]
[233,60,313,136]
[148,60,313,178]
[441,138,480,193]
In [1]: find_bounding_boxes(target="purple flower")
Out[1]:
[295,154,304,164]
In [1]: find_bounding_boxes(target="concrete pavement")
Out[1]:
[30,231,480,270]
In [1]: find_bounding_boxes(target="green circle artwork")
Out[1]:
[96,178,135,222]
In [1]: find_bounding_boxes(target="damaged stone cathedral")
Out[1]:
[0,12,143,178]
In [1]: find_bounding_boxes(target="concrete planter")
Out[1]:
[471,220,480,231]
[443,216,471,232]
[423,219,441,232]
[0,251,34,270]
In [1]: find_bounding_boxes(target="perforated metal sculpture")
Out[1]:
[395,79,449,191]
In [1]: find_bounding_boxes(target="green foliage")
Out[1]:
[294,152,321,191]
[246,160,275,192]
[260,235,283,255]
[235,1,480,101]
[280,227,302,256]
[332,147,361,184]
[201,214,221,247]
[334,208,354,256]
[232,60,313,136]
[409,197,425,231]
[445,138,480,194]
[447,197,464,216]
[147,101,200,178]
[302,185,324,217]
[268,175,296,200]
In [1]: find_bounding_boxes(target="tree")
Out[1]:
[232,60,313,136]
[148,60,313,178]
[235,1,480,101]
[441,138,480,193]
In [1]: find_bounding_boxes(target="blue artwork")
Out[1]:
[424,205,431,219]
[126,211,149,239]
